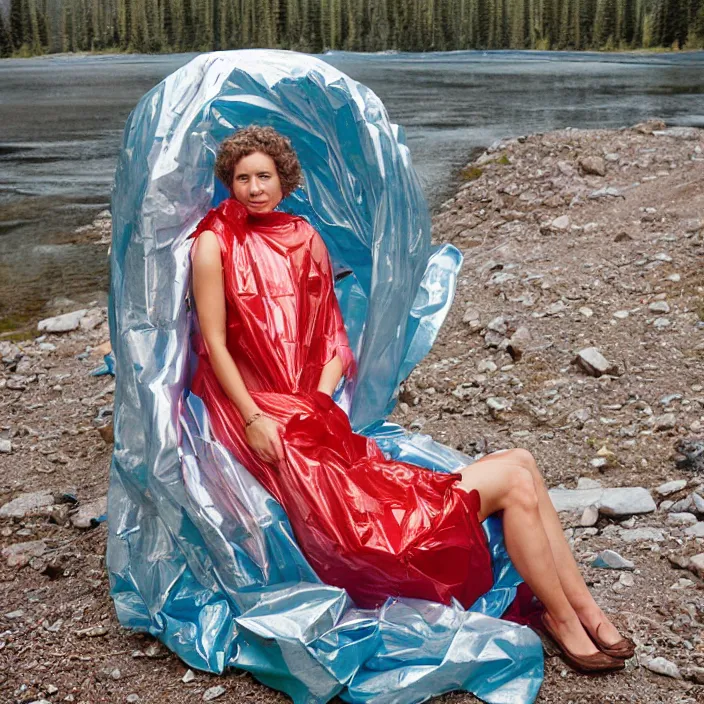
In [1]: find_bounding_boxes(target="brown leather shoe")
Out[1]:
[590,622,636,660]
[541,614,625,674]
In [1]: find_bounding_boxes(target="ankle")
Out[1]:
[545,610,580,630]
[575,604,605,629]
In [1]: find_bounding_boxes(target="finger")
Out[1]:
[255,446,274,464]
[273,435,285,462]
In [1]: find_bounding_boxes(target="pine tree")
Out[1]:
[0,10,12,55]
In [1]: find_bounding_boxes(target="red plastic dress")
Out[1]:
[189,198,494,610]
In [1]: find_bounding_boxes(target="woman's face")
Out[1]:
[232,151,283,214]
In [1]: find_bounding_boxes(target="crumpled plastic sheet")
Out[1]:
[107,49,543,704]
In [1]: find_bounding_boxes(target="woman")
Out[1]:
[190,125,635,675]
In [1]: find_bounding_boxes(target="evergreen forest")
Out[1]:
[2,0,704,58]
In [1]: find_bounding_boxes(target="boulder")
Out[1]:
[0,491,55,519]
[2,539,47,568]
[579,156,606,176]
[37,309,88,334]
[70,496,108,529]
[573,347,618,377]
[549,487,655,517]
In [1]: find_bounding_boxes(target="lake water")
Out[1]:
[1,49,703,326]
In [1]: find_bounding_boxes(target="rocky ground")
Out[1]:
[1,120,703,703]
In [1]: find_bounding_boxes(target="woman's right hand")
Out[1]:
[245,415,285,464]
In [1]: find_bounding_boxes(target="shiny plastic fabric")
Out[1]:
[188,197,495,611]
[107,49,543,704]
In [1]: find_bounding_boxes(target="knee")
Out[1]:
[507,448,544,486]
[506,466,539,512]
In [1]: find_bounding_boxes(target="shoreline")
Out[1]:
[1,120,703,701]
[3,47,704,62]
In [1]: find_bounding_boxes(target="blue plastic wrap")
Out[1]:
[107,49,543,703]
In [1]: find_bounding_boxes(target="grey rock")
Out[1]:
[545,300,567,316]
[79,308,104,331]
[579,156,606,176]
[75,625,108,637]
[580,505,599,527]
[649,300,670,314]
[670,494,695,513]
[619,527,665,543]
[477,359,497,373]
[633,119,666,134]
[692,493,704,514]
[486,396,511,413]
[684,665,704,684]
[487,272,516,286]
[591,549,634,570]
[37,309,88,334]
[588,186,622,199]
[658,126,700,141]
[70,496,108,529]
[486,316,508,334]
[0,439,11,454]
[463,307,481,325]
[684,521,704,538]
[569,408,592,426]
[667,512,698,527]
[599,487,656,517]
[126,696,140,703]
[550,215,571,230]
[549,486,655,516]
[507,326,531,360]
[618,572,635,588]
[613,310,629,319]
[653,317,671,330]
[656,479,687,497]
[573,347,618,377]
[484,330,506,348]
[645,656,681,679]
[203,686,226,701]
[0,491,55,519]
[6,375,29,390]
[1,540,47,568]
[654,413,676,430]
[182,669,196,683]
[689,553,704,578]
[549,488,604,512]
[5,610,24,619]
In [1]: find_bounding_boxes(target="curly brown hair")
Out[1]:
[215,126,303,199]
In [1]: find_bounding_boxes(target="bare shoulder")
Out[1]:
[191,230,222,271]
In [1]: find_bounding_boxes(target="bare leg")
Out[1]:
[454,456,599,656]
[461,449,623,646]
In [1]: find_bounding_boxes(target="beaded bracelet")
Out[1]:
[244,411,265,428]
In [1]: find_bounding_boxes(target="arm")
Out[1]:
[317,354,343,396]
[192,231,283,462]
[310,231,354,397]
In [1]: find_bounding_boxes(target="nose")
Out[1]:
[249,178,263,195]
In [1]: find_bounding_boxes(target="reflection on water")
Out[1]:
[1,49,703,325]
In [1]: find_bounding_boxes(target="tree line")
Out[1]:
[2,0,704,58]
